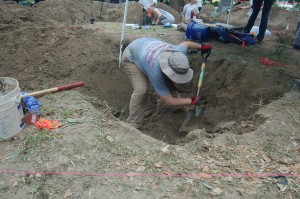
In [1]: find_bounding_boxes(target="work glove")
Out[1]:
[200,43,212,51]
[191,96,207,106]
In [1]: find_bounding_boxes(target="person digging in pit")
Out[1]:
[122,37,212,128]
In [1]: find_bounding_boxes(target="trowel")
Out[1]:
[179,48,211,132]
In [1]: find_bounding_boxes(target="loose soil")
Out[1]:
[0,1,300,198]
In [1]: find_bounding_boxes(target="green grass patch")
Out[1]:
[15,130,56,160]
[217,148,236,160]
[262,142,283,157]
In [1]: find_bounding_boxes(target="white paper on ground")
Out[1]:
[250,26,271,37]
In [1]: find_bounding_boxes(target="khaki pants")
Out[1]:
[122,51,149,126]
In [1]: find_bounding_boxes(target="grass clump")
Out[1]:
[15,130,56,160]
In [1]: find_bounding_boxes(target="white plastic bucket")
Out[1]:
[0,77,24,140]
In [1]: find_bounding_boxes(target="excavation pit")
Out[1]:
[131,56,295,144]
[80,50,296,145]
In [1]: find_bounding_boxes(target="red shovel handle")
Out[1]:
[21,81,85,98]
[58,81,84,91]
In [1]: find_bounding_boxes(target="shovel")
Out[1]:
[179,48,211,132]
[21,81,84,98]
[99,0,104,20]
[21,81,84,125]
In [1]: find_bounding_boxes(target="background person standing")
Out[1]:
[195,0,203,13]
[182,0,199,23]
[244,0,275,43]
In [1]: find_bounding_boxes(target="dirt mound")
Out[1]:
[34,1,139,24]
[28,0,181,24]
[1,0,300,144]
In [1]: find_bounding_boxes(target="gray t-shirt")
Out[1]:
[157,8,175,24]
[125,38,188,96]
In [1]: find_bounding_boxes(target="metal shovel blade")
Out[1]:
[179,109,193,133]
[179,107,207,133]
[195,97,208,117]
[179,98,207,133]
[196,106,206,119]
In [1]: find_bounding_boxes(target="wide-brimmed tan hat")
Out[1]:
[159,51,193,84]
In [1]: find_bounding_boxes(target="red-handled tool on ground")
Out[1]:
[21,81,84,98]
[179,48,211,132]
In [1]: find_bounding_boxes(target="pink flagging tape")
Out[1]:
[0,170,299,178]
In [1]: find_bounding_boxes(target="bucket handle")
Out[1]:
[196,30,202,43]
